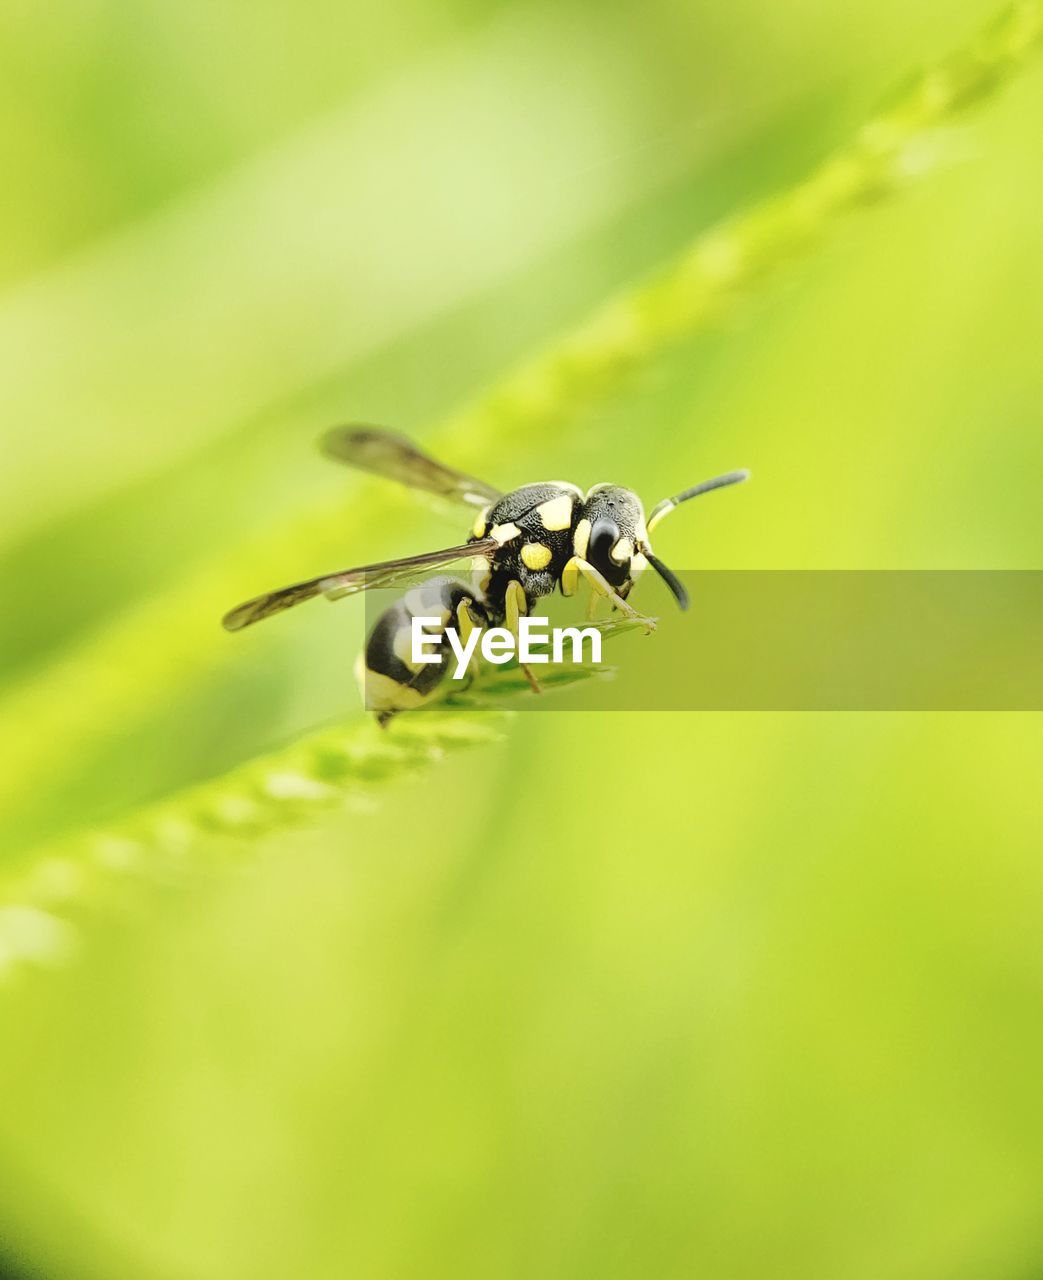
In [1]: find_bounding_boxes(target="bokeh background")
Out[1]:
[1,1,1041,1277]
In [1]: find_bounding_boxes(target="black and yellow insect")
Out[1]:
[222,426,748,723]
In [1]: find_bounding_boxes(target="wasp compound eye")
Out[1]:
[588,516,633,588]
[588,517,619,565]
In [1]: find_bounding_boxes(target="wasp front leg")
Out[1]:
[561,558,656,633]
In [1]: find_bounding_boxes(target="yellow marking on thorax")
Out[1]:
[535,494,574,531]
[490,522,521,544]
[521,542,553,571]
[472,506,489,538]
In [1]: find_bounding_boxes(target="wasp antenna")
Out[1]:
[647,469,749,533]
[643,552,690,611]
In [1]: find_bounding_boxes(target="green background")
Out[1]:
[0,1,1041,1277]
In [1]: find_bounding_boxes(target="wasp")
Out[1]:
[223,426,748,723]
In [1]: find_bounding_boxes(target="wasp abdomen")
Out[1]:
[356,576,488,726]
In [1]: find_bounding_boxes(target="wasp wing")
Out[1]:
[321,425,501,509]
[222,537,499,632]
